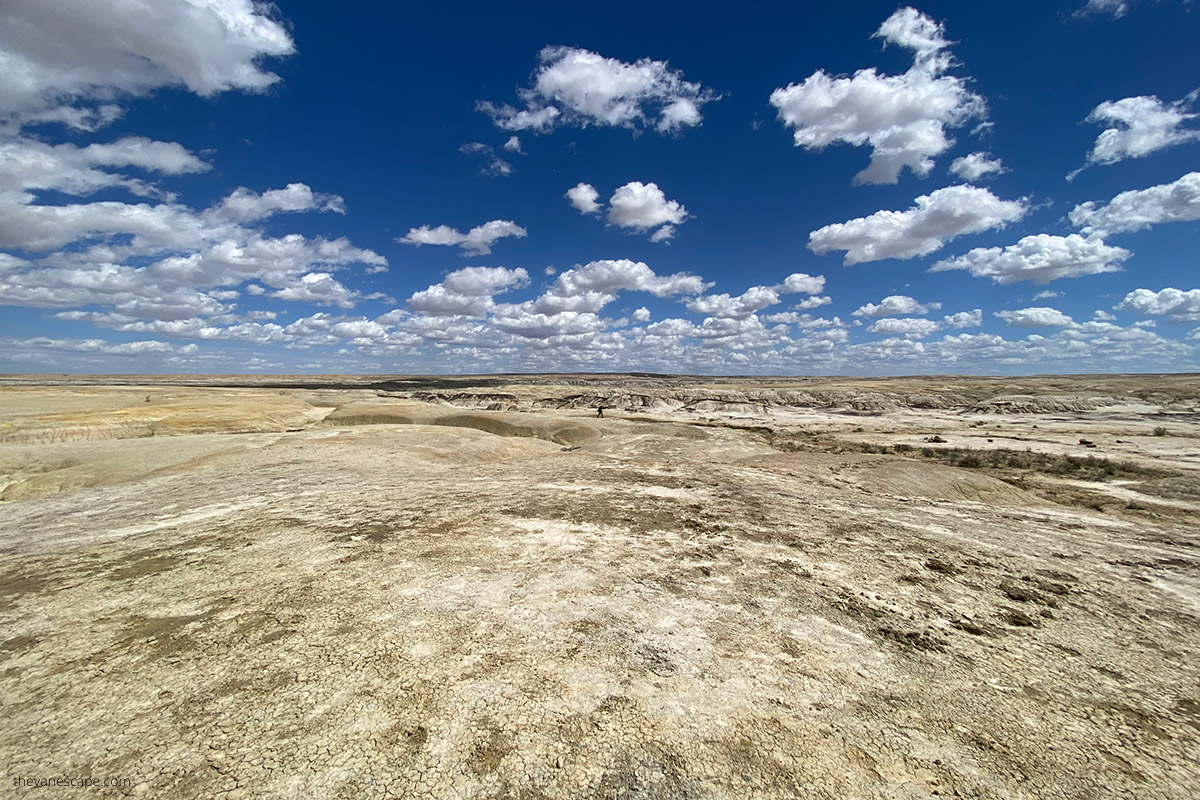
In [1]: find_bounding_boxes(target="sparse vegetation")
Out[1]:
[1153,426,1169,437]
[765,431,1176,482]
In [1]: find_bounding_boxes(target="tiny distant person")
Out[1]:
[596,407,604,418]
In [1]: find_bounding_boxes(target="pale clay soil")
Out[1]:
[0,374,1198,799]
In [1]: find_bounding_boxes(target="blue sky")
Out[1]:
[1,0,1198,375]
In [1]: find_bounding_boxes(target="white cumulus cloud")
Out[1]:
[995,307,1075,327]
[606,181,688,239]
[399,220,527,256]
[566,182,601,214]
[853,295,942,317]
[0,136,210,198]
[479,46,718,135]
[1069,171,1200,235]
[0,0,295,129]
[769,8,985,184]
[809,185,1026,264]
[943,309,982,328]
[777,272,826,295]
[792,295,832,311]
[407,266,530,317]
[530,259,709,315]
[866,317,942,338]
[929,233,1131,284]
[950,152,1005,181]
[1081,92,1200,166]
[1117,287,1200,322]
[686,286,781,319]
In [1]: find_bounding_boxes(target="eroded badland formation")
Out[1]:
[1,373,1198,799]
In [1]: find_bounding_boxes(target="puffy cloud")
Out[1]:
[3,336,199,359]
[567,181,688,240]
[866,317,941,338]
[995,307,1075,327]
[769,8,985,184]
[950,152,1005,181]
[0,136,209,197]
[407,266,530,317]
[606,181,688,238]
[532,258,708,314]
[809,185,1026,264]
[208,183,345,224]
[270,272,364,309]
[443,266,530,296]
[1081,92,1200,166]
[929,233,1131,284]
[874,7,953,68]
[0,0,294,129]
[405,286,493,317]
[503,136,524,154]
[398,219,527,256]
[853,295,941,317]
[490,309,609,340]
[632,307,651,322]
[778,272,825,295]
[1117,287,1200,322]
[686,286,781,319]
[479,46,718,135]
[792,295,832,311]
[0,197,201,252]
[943,309,982,328]
[0,184,386,320]
[763,313,847,330]
[1069,171,1200,235]
[56,312,288,344]
[566,182,601,214]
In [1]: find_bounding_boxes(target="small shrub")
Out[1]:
[1153,426,1169,437]
[957,453,984,469]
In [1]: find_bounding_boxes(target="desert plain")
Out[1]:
[1,372,1198,799]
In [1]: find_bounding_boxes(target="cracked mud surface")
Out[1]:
[1,375,1198,798]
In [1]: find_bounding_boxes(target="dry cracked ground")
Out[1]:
[1,373,1199,799]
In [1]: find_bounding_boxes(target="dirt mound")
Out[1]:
[323,402,600,446]
[854,460,1039,505]
[432,412,599,446]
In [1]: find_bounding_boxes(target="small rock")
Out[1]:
[924,557,960,575]
[1002,608,1041,627]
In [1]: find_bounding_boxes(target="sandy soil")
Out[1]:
[1,374,1198,799]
